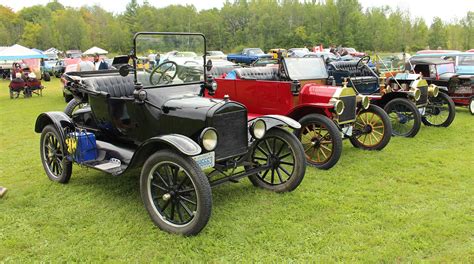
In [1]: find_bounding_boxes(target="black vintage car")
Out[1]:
[34,32,306,236]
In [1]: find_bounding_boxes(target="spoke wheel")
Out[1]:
[295,114,342,170]
[384,98,421,137]
[140,150,211,236]
[248,128,306,192]
[350,105,392,150]
[40,125,72,183]
[422,92,456,127]
[64,98,88,117]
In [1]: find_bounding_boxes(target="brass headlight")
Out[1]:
[428,84,439,97]
[250,119,266,139]
[332,99,345,115]
[200,127,218,151]
[358,95,370,110]
[410,88,421,101]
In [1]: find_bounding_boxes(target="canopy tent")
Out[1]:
[44,47,61,55]
[32,48,44,54]
[83,46,108,55]
[0,44,47,60]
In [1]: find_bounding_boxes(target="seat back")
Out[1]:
[234,67,278,80]
[83,76,135,97]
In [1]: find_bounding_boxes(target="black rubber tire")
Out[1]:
[469,97,474,115]
[384,98,421,137]
[40,125,72,183]
[294,114,342,170]
[349,105,392,150]
[64,98,84,116]
[140,149,212,236]
[42,72,51,82]
[248,127,306,192]
[422,92,456,127]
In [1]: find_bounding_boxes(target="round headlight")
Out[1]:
[250,119,266,139]
[360,95,370,110]
[333,99,345,115]
[211,81,218,91]
[411,88,421,101]
[428,84,439,97]
[200,128,218,151]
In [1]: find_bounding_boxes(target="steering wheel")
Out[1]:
[356,55,371,69]
[149,61,178,85]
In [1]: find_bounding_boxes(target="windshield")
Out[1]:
[458,54,474,66]
[248,49,264,55]
[436,63,455,74]
[284,57,328,80]
[135,33,205,88]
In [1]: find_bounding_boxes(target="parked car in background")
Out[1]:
[407,57,473,115]
[339,47,365,57]
[160,51,203,66]
[212,56,392,170]
[416,49,461,55]
[412,52,474,76]
[65,50,82,58]
[287,48,315,58]
[206,51,227,60]
[41,60,56,77]
[268,48,287,59]
[0,60,14,79]
[227,48,272,64]
[52,60,66,78]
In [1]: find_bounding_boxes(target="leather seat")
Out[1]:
[328,61,374,77]
[83,76,135,97]
[234,67,278,80]
[209,65,239,78]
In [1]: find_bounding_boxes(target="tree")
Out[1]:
[428,17,447,49]
[46,0,65,12]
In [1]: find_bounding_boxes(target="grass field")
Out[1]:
[0,79,473,262]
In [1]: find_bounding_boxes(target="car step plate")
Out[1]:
[193,152,215,170]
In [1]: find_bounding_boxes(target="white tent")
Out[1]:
[83,46,108,55]
[0,44,47,60]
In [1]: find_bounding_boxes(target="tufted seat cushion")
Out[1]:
[234,67,278,80]
[209,65,239,78]
[328,61,374,77]
[82,76,135,98]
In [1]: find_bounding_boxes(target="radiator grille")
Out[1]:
[338,96,357,124]
[212,109,248,160]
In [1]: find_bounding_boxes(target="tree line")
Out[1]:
[0,0,472,54]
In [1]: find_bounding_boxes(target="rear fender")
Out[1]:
[129,134,202,169]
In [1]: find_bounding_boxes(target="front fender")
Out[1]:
[128,134,202,169]
[34,111,74,133]
[249,115,301,130]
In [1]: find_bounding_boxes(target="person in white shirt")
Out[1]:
[76,54,95,72]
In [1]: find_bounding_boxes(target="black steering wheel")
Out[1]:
[149,61,178,85]
[356,55,371,69]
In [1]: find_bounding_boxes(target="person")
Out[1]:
[94,54,109,70]
[76,54,95,72]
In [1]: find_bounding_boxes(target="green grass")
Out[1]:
[0,79,473,262]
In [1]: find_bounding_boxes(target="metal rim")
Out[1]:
[252,136,296,185]
[386,102,416,136]
[353,111,385,147]
[42,132,65,178]
[300,123,334,164]
[424,95,450,125]
[147,161,199,227]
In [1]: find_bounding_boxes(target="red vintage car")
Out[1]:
[210,57,392,169]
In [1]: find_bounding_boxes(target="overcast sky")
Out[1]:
[3,0,472,24]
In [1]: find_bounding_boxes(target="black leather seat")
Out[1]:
[82,76,135,97]
[328,61,374,77]
[234,67,278,80]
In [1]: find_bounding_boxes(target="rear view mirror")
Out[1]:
[119,65,130,77]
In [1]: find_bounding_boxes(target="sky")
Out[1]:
[2,0,473,24]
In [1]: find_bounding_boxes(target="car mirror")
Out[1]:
[206,59,213,72]
[119,65,130,77]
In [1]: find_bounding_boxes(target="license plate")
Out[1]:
[418,107,426,115]
[192,152,215,170]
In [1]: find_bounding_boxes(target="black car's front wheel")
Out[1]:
[140,150,212,236]
[350,105,392,150]
[295,114,342,170]
[40,125,72,183]
[384,98,421,137]
[422,92,456,127]
[248,128,306,192]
